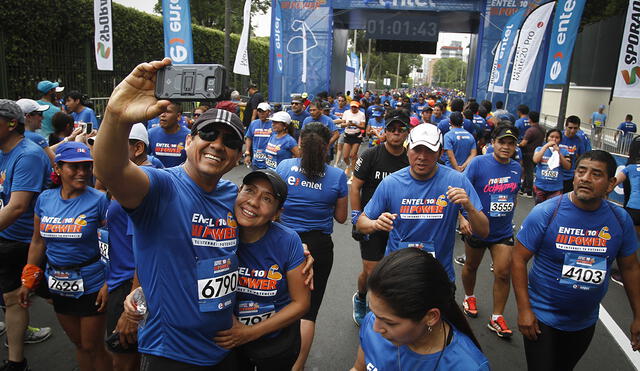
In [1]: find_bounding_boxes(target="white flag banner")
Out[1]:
[234,0,252,76]
[509,2,555,93]
[613,0,640,98]
[94,0,113,71]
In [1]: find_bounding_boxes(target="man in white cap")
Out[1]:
[16,99,55,164]
[356,123,488,289]
[244,102,272,169]
[35,80,64,137]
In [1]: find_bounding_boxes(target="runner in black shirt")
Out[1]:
[350,110,410,326]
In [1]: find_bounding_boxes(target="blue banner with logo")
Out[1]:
[474,1,550,113]
[268,0,333,103]
[488,7,527,93]
[332,0,480,12]
[162,0,194,64]
[544,0,586,85]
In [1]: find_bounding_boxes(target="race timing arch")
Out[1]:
[269,0,549,113]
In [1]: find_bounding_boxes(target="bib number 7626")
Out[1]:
[198,271,238,300]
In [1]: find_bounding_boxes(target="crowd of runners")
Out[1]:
[0,57,638,371]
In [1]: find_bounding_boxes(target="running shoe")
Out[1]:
[352,292,367,327]
[454,255,466,266]
[611,269,624,286]
[0,322,5,337]
[488,316,513,338]
[462,297,478,318]
[0,359,30,371]
[3,326,51,348]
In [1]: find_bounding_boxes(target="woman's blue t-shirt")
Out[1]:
[276,158,348,234]
[235,222,304,333]
[360,312,490,371]
[36,187,109,294]
[264,133,297,171]
[622,164,640,209]
[534,146,569,192]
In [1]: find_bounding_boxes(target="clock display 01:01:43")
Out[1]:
[367,19,437,37]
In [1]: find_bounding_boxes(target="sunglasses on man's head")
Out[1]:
[193,113,201,118]
[195,126,243,150]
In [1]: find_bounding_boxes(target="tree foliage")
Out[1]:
[432,58,467,90]
[154,0,270,34]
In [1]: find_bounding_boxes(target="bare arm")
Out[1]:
[615,172,628,187]
[460,148,477,171]
[446,149,459,170]
[329,130,339,147]
[511,241,540,340]
[291,145,301,158]
[617,253,640,350]
[351,346,366,371]
[25,215,46,267]
[532,143,551,164]
[350,176,365,212]
[357,211,396,235]
[0,191,37,231]
[93,59,172,210]
[446,186,488,238]
[334,195,348,224]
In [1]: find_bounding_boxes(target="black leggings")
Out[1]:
[523,321,596,371]
[298,230,334,322]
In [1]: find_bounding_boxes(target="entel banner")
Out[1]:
[543,0,586,85]
[94,0,113,71]
[488,7,527,93]
[613,0,640,99]
[268,0,333,103]
[162,0,194,64]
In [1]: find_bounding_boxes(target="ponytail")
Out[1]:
[368,249,481,350]
[299,122,330,181]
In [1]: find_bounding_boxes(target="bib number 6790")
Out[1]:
[198,271,238,300]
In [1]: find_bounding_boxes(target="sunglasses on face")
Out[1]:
[196,127,243,150]
[386,125,408,133]
[193,113,201,118]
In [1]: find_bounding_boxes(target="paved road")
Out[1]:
[1,163,637,370]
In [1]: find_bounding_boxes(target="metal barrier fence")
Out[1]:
[540,114,636,157]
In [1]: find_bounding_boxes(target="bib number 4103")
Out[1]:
[561,265,604,285]
[198,271,238,300]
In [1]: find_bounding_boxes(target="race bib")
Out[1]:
[540,169,559,180]
[236,301,276,326]
[47,268,84,298]
[399,241,435,258]
[265,155,278,170]
[98,228,109,263]
[560,253,607,289]
[253,149,266,161]
[197,255,238,312]
[489,195,514,217]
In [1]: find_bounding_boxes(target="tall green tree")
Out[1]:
[433,58,467,90]
[154,0,270,34]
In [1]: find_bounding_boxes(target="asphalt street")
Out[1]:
[1,162,637,370]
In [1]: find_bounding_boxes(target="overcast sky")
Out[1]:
[112,0,470,58]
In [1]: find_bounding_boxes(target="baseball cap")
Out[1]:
[408,123,443,151]
[270,111,291,125]
[301,92,309,99]
[350,101,360,107]
[385,111,410,128]
[291,95,303,104]
[16,99,49,115]
[599,104,606,109]
[55,142,93,162]
[257,102,272,111]
[129,123,149,146]
[37,80,64,94]
[321,101,332,110]
[192,108,245,141]
[0,99,25,124]
[242,169,288,205]
[493,126,519,141]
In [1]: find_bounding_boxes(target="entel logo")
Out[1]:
[169,38,188,63]
[549,52,564,81]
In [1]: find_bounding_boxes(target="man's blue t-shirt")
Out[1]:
[236,222,304,334]
[368,118,386,147]
[515,117,530,140]
[576,130,592,152]
[276,158,347,234]
[559,134,586,180]
[71,107,99,129]
[148,126,190,168]
[246,119,273,169]
[147,155,165,169]
[363,166,482,281]
[622,164,640,209]
[332,106,348,135]
[360,312,490,371]
[413,102,429,115]
[36,187,109,294]
[516,195,637,331]
[437,117,475,136]
[591,112,607,127]
[485,144,522,162]
[534,146,569,192]
[36,100,60,137]
[105,199,135,291]
[431,115,445,125]
[473,115,488,138]
[25,131,49,149]
[127,166,239,366]
[301,114,338,133]
[0,139,50,243]
[286,110,310,140]
[264,133,297,170]
[618,121,637,135]
[464,154,521,241]
[443,128,476,168]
